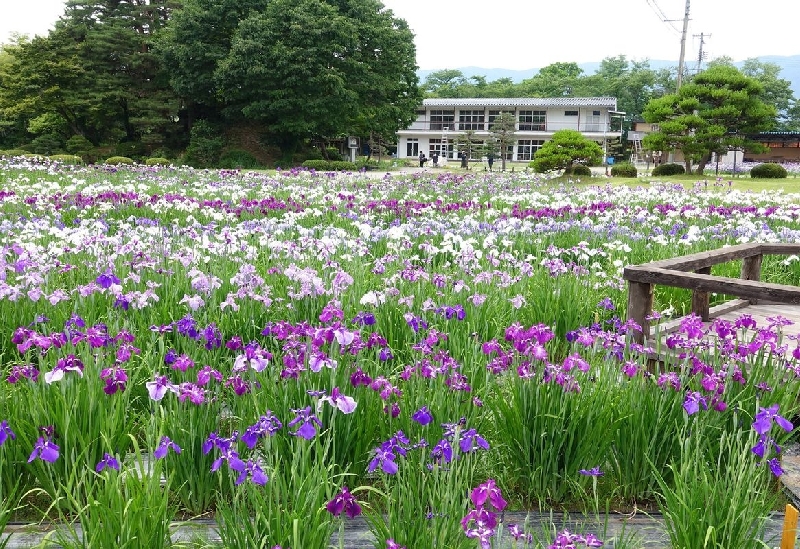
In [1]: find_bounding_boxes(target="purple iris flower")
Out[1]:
[28,436,60,463]
[326,486,362,518]
[579,467,604,477]
[683,391,707,416]
[752,404,794,435]
[0,420,16,446]
[431,438,453,464]
[288,407,323,440]
[459,429,490,453]
[146,375,178,401]
[411,406,434,426]
[368,445,398,475]
[241,411,283,449]
[96,452,120,472]
[96,268,121,289]
[154,436,181,459]
[235,459,268,486]
[100,367,128,395]
[768,457,784,477]
[470,479,507,511]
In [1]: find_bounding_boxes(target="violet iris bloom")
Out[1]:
[470,479,507,511]
[753,404,794,435]
[96,268,121,289]
[326,486,362,518]
[0,420,15,446]
[96,452,120,472]
[154,436,181,459]
[288,407,323,440]
[411,406,434,426]
[146,375,178,401]
[29,436,59,463]
[235,459,268,486]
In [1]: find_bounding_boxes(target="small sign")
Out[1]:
[348,136,359,149]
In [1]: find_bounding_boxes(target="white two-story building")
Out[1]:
[396,97,623,163]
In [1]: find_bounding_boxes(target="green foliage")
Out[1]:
[48,154,83,164]
[642,65,777,173]
[531,129,603,173]
[218,149,261,169]
[0,149,28,156]
[145,157,171,166]
[183,120,224,168]
[570,165,592,176]
[652,162,686,176]
[301,159,358,171]
[104,156,135,165]
[114,141,147,161]
[64,135,94,157]
[610,161,637,177]
[29,134,63,155]
[750,162,788,178]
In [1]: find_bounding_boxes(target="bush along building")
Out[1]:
[396,97,624,164]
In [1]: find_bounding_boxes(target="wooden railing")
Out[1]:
[623,243,800,344]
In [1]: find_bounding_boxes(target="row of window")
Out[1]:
[409,138,546,161]
[425,110,599,131]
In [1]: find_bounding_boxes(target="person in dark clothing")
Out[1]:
[487,153,494,172]
[419,152,427,168]
[459,150,468,169]
[432,152,439,168]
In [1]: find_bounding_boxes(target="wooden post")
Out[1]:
[691,266,711,321]
[781,503,799,549]
[741,254,762,305]
[627,281,653,345]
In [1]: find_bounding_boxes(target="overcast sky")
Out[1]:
[2,0,798,70]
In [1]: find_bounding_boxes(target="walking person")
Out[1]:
[419,152,427,168]
[432,152,439,168]
[487,153,494,172]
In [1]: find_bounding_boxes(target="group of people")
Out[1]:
[418,151,495,171]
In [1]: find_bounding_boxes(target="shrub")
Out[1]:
[114,141,147,160]
[145,157,171,166]
[610,162,637,177]
[104,156,135,165]
[652,163,685,176]
[183,120,224,168]
[218,149,261,169]
[0,149,28,156]
[301,160,357,171]
[48,154,83,165]
[569,165,592,176]
[750,163,788,179]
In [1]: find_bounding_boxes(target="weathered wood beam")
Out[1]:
[691,266,711,320]
[626,267,800,303]
[627,281,653,344]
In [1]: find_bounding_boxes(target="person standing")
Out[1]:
[432,152,439,168]
[419,152,426,168]
[487,153,494,172]
[460,150,468,169]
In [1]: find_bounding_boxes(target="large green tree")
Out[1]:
[531,129,602,173]
[642,65,776,174]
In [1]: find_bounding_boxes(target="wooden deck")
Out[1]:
[624,243,800,348]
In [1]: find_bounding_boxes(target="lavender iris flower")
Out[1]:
[288,407,323,440]
[96,452,120,472]
[154,436,181,459]
[29,436,60,463]
[411,406,434,426]
[96,268,121,289]
[0,420,16,446]
[752,404,794,435]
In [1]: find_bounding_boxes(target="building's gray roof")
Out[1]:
[422,97,618,108]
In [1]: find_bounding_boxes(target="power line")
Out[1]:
[644,0,682,36]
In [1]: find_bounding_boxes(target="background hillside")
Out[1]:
[418,55,800,96]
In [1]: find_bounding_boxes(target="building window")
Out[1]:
[429,138,454,158]
[565,110,579,116]
[517,139,545,161]
[518,110,546,131]
[458,110,485,131]
[488,110,509,130]
[592,110,601,116]
[430,110,455,131]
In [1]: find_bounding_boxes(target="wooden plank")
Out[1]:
[780,503,799,549]
[627,281,653,344]
[741,254,763,305]
[631,243,761,272]
[624,268,800,303]
[692,267,712,321]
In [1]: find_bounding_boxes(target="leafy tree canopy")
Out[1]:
[642,65,776,173]
[531,129,602,173]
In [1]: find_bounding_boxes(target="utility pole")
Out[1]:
[676,0,691,91]
[694,32,709,73]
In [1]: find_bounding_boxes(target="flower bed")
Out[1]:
[1,160,800,548]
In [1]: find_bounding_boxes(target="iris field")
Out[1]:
[1,158,800,548]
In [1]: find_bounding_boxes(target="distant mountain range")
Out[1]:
[418,55,800,97]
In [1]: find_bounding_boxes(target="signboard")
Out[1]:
[347,136,359,149]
